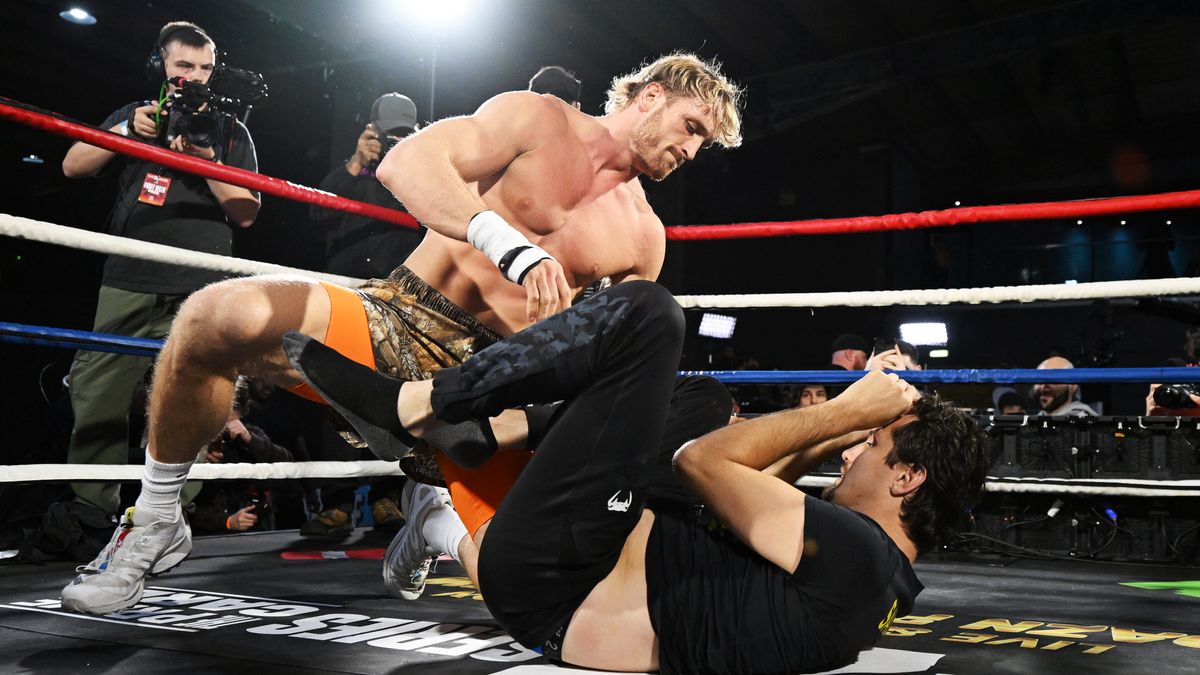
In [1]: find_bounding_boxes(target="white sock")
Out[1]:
[133,454,193,525]
[423,504,468,563]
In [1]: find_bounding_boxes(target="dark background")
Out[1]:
[4,0,1200,457]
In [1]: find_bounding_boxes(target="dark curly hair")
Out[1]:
[886,394,989,554]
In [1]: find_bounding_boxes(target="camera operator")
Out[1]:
[58,21,260,527]
[191,390,291,534]
[310,93,423,278]
[1146,328,1200,415]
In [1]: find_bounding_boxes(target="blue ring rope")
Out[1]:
[4,322,1195,384]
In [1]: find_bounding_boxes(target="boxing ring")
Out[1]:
[2,100,1199,674]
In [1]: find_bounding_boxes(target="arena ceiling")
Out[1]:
[8,0,1200,198]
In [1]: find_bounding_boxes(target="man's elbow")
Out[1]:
[374,148,407,197]
[226,197,261,228]
[672,440,706,482]
[62,156,91,179]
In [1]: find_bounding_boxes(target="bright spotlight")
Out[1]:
[394,0,470,27]
[60,7,97,25]
[698,313,737,339]
[899,322,947,347]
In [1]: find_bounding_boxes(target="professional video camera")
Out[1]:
[157,66,268,149]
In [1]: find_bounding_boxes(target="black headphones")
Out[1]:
[144,24,219,83]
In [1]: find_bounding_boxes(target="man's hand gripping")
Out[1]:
[835,370,921,430]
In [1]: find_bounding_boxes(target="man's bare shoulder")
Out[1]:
[478,91,570,132]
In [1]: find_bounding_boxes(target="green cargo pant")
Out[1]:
[68,285,204,515]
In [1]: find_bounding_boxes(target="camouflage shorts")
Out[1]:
[327,266,501,466]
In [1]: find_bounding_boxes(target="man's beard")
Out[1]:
[632,106,672,180]
[1039,387,1070,412]
[821,482,839,502]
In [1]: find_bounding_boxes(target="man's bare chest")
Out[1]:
[483,163,656,285]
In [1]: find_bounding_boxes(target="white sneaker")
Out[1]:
[383,482,450,600]
[60,506,192,615]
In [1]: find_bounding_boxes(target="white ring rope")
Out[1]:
[4,212,1196,308]
[792,475,1200,497]
[0,461,403,482]
[1,461,1197,497]
[0,213,366,288]
[674,277,1200,309]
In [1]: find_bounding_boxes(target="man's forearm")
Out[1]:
[62,134,120,178]
[376,144,485,241]
[680,399,859,476]
[206,174,260,228]
[762,429,870,484]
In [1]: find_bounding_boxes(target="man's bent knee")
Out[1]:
[169,277,328,369]
[613,281,684,343]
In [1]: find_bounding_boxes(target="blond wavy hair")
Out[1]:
[605,53,744,148]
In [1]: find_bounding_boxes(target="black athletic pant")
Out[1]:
[430,280,691,648]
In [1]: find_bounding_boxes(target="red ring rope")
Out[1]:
[664,191,1200,240]
[0,98,419,230]
[6,97,1199,241]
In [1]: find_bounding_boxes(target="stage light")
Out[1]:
[392,0,471,27]
[59,7,96,25]
[899,322,947,347]
[698,313,736,339]
[928,349,949,359]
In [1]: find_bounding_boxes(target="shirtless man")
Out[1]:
[60,53,743,615]
[280,280,990,673]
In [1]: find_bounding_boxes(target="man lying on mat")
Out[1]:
[282,280,990,674]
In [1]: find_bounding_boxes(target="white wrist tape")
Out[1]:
[467,210,554,284]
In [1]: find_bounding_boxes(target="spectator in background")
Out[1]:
[865,338,921,372]
[796,384,828,408]
[190,384,293,534]
[1033,356,1098,416]
[310,93,423,278]
[895,339,922,370]
[529,65,582,108]
[831,333,869,370]
[304,93,424,537]
[996,391,1026,415]
[1145,328,1200,415]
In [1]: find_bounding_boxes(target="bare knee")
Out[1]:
[167,277,327,373]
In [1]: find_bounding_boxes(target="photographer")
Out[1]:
[1146,328,1200,415]
[58,21,260,527]
[310,93,422,278]
[190,402,291,534]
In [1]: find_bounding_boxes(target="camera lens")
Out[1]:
[1153,384,1197,409]
[181,114,217,148]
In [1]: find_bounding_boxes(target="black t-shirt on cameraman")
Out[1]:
[98,101,258,295]
[310,164,423,279]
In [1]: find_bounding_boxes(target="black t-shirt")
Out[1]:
[646,496,922,674]
[310,165,423,278]
[98,101,258,294]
